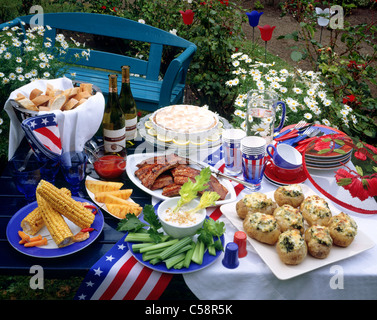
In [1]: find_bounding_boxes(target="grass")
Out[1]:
[0,275,83,300]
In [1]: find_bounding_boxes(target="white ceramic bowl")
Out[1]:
[157,197,206,239]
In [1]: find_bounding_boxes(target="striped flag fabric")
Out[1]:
[242,153,266,184]
[21,113,62,162]
[74,147,246,300]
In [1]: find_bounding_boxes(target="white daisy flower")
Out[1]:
[351,114,357,124]
[280,87,287,93]
[293,87,302,94]
[4,52,12,59]
[2,78,9,84]
[17,74,25,81]
[43,72,50,78]
[232,60,240,67]
[9,73,16,80]
[340,109,349,116]
[0,72,4,77]
[15,67,23,73]
[16,57,22,63]
[323,99,332,106]
[322,119,330,126]
[39,62,46,69]
[304,113,313,120]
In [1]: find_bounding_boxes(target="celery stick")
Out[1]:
[208,244,216,256]
[142,251,163,261]
[157,236,192,261]
[139,239,179,253]
[125,232,156,242]
[173,260,184,269]
[164,253,186,269]
[191,240,205,265]
[132,242,155,252]
[183,242,196,268]
[149,258,161,265]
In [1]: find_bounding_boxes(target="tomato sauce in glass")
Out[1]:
[93,155,126,179]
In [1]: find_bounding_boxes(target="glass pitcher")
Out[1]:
[246,89,286,144]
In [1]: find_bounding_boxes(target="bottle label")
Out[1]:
[103,127,126,153]
[125,117,137,140]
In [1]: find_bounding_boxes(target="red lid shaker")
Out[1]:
[233,231,247,258]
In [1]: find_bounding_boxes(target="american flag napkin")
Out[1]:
[21,113,62,162]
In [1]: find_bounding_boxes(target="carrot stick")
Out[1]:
[24,237,48,247]
[29,234,43,242]
[18,230,30,244]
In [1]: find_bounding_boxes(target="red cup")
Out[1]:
[273,163,303,181]
[233,231,247,258]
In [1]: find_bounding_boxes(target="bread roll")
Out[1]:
[62,98,79,110]
[80,82,92,93]
[17,98,38,111]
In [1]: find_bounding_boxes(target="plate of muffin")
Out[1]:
[220,184,375,280]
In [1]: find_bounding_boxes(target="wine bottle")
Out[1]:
[102,74,126,154]
[119,65,138,146]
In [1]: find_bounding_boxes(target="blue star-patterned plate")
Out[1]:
[6,197,104,258]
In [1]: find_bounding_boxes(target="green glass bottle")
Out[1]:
[102,74,126,154]
[119,65,138,147]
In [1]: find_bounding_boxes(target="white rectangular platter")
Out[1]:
[220,184,375,280]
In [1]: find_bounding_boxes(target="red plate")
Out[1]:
[264,162,307,185]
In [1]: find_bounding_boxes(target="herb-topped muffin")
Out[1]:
[300,195,332,226]
[243,211,281,245]
[273,204,305,234]
[305,225,333,259]
[274,184,305,208]
[327,212,358,247]
[276,229,307,265]
[236,192,277,219]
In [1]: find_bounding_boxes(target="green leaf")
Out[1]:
[322,138,332,142]
[317,148,331,154]
[355,165,364,176]
[291,51,303,62]
[334,139,345,146]
[334,148,346,154]
[337,178,352,186]
[117,213,146,232]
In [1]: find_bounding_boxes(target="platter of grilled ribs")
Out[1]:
[126,153,236,205]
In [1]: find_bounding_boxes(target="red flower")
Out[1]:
[101,5,106,9]
[180,9,195,25]
[113,7,117,12]
[367,178,377,197]
[342,94,356,104]
[348,178,370,201]
[354,150,367,161]
[364,143,377,155]
[314,139,331,152]
[258,25,276,42]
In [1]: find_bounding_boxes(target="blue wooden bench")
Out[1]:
[0,12,197,111]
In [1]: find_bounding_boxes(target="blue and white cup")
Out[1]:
[222,129,246,176]
[241,136,267,191]
[266,143,302,169]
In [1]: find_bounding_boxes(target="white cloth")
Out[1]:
[173,150,377,300]
[4,77,105,159]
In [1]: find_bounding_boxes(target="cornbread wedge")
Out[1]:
[85,180,123,194]
[106,203,143,219]
[104,194,141,208]
[94,189,133,203]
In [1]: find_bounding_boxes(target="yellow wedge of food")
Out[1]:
[104,194,140,207]
[106,203,143,219]
[85,180,123,194]
[94,189,133,203]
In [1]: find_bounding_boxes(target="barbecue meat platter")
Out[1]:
[126,153,236,205]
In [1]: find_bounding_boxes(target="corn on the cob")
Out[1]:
[21,187,72,236]
[37,180,95,229]
[36,193,73,247]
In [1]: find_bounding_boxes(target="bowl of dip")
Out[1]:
[157,197,206,239]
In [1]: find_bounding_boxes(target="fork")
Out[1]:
[274,120,307,139]
[280,127,317,146]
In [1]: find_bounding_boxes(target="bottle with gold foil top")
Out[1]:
[102,74,126,154]
[119,65,138,146]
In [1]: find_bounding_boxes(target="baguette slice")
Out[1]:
[49,94,67,110]
[62,98,79,111]
[30,88,43,100]
[17,98,38,111]
[32,95,51,107]
[80,83,93,94]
